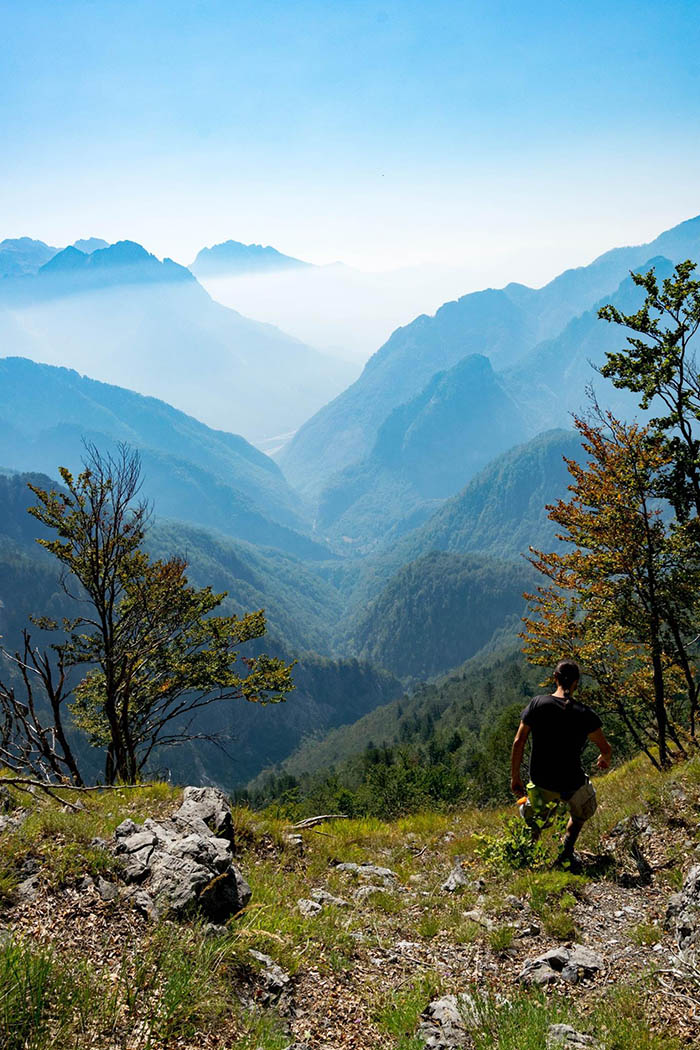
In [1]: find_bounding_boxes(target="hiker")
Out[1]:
[510,659,612,869]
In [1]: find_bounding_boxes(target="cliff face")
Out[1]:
[1,754,698,1048]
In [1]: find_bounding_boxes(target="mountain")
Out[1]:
[503,256,678,423]
[344,550,533,680]
[279,214,700,496]
[315,354,530,550]
[0,237,57,278]
[326,429,583,625]
[72,238,109,253]
[190,239,311,277]
[0,241,355,441]
[0,358,331,559]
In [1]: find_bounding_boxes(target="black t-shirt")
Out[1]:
[520,694,602,794]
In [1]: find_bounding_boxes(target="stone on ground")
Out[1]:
[518,944,604,986]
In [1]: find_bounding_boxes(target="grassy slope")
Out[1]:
[1,754,698,1048]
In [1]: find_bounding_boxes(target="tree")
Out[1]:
[1,444,294,784]
[522,413,698,768]
[599,259,700,522]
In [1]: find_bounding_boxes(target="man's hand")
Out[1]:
[589,728,612,772]
[596,754,610,771]
[511,778,525,797]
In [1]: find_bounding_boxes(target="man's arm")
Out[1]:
[589,727,612,770]
[511,722,531,795]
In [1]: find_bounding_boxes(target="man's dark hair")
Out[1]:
[554,659,580,704]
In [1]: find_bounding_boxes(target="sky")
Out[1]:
[2,0,700,285]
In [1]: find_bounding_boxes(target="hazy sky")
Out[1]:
[3,0,700,284]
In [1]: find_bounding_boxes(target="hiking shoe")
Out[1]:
[555,851,582,874]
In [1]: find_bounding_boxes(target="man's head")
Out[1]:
[554,659,580,700]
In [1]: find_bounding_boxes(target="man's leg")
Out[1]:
[558,781,598,866]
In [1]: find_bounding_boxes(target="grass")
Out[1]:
[1,753,699,1048]
[374,974,444,1050]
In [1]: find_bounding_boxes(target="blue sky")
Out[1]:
[2,0,700,280]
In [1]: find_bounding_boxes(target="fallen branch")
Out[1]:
[290,814,348,830]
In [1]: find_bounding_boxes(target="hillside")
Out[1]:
[0,240,353,441]
[316,355,529,550]
[279,214,700,496]
[190,239,311,276]
[344,552,533,680]
[0,471,403,788]
[1,757,697,1048]
[0,358,328,559]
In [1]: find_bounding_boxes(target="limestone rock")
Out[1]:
[666,864,700,962]
[249,949,294,1015]
[172,786,234,845]
[297,898,322,917]
[309,888,349,907]
[418,992,486,1048]
[335,861,396,883]
[112,789,251,922]
[132,890,159,921]
[519,945,604,986]
[441,856,471,893]
[547,1023,602,1047]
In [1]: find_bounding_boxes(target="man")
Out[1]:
[511,659,612,869]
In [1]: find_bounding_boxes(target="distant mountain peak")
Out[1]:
[33,240,194,289]
[0,237,58,278]
[72,237,109,254]
[190,239,311,277]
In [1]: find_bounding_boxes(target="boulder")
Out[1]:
[112,789,251,922]
[547,1024,602,1048]
[172,786,234,845]
[418,993,486,1049]
[666,864,700,962]
[518,945,604,986]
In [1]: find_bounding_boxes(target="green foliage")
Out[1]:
[474,816,552,873]
[21,445,294,783]
[488,925,515,953]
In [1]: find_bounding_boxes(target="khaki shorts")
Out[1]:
[520,779,597,828]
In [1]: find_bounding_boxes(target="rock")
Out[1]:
[132,890,160,921]
[297,898,322,917]
[90,836,110,851]
[0,808,28,834]
[462,908,494,930]
[666,864,700,962]
[441,856,471,893]
[519,945,604,986]
[547,1023,602,1047]
[309,888,348,907]
[418,992,486,1048]
[15,874,40,902]
[249,949,294,1014]
[112,791,251,922]
[0,786,16,813]
[282,1044,310,1050]
[172,786,234,845]
[77,874,95,893]
[335,861,396,883]
[203,922,228,937]
[355,884,388,901]
[283,832,304,854]
[97,877,119,902]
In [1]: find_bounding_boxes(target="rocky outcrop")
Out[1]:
[547,1024,602,1048]
[666,864,700,962]
[604,815,653,886]
[335,861,397,883]
[418,992,486,1049]
[112,787,251,922]
[518,944,604,986]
